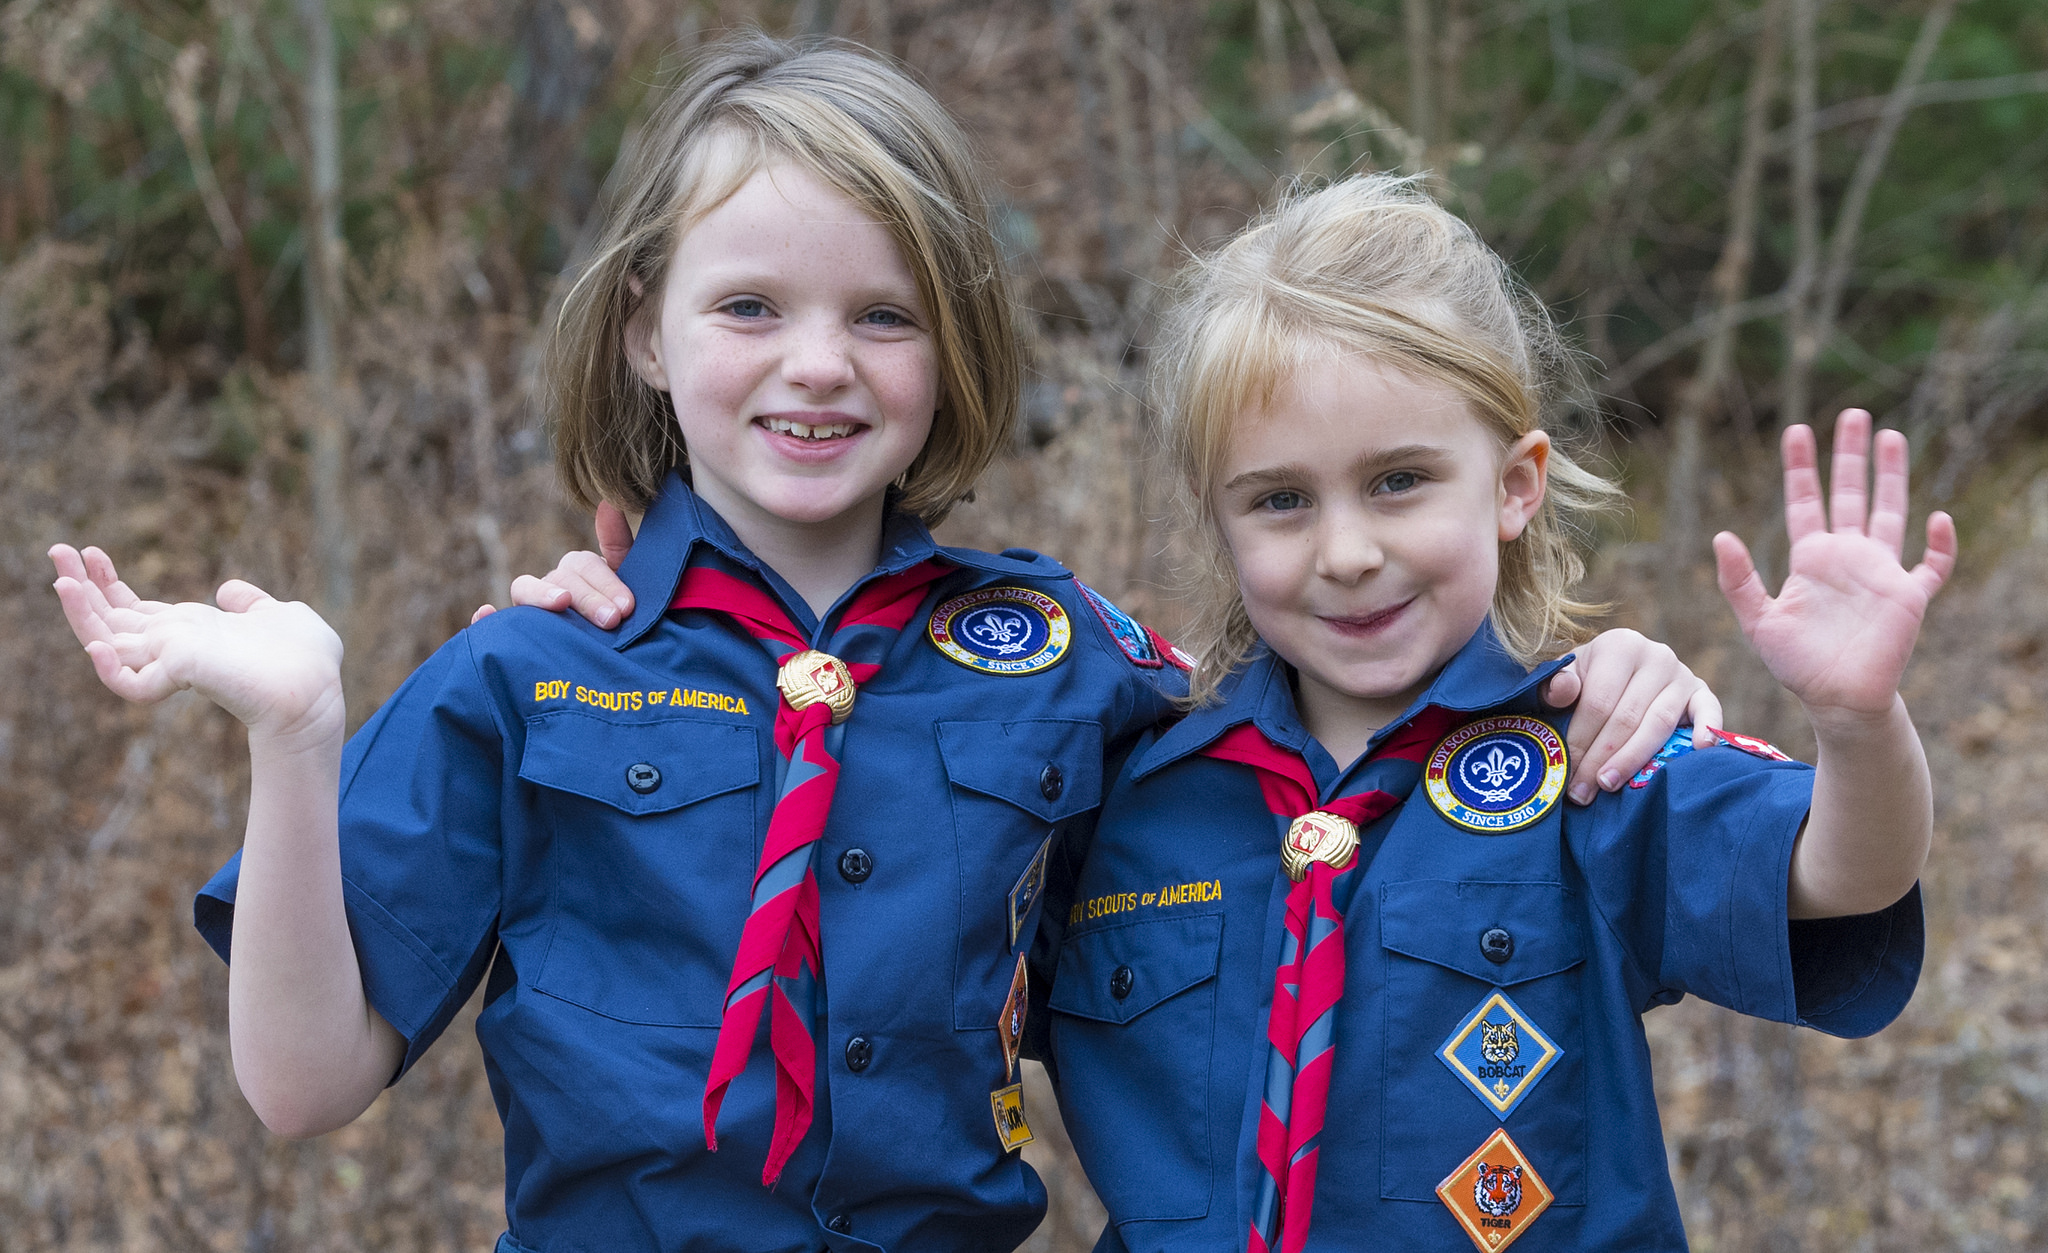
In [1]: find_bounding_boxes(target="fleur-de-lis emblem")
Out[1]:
[1474,746,1517,787]
[967,609,1033,655]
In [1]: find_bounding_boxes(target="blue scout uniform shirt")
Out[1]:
[194,473,1182,1253]
[1040,624,1922,1253]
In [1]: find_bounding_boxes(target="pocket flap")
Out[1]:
[937,719,1104,823]
[1380,880,1586,986]
[519,711,759,816]
[1050,913,1224,1024]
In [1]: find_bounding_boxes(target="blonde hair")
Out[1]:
[1154,174,1622,705]
[545,32,1018,525]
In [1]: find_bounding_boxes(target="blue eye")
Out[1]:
[861,308,909,328]
[722,299,767,318]
[1377,471,1421,494]
[1261,490,1308,512]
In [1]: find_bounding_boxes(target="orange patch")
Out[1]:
[1435,1129,1555,1252]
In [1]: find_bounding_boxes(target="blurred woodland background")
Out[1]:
[2,0,2047,1248]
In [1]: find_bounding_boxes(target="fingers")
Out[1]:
[510,555,627,629]
[1781,424,1826,544]
[596,501,634,570]
[1866,426,1910,557]
[1714,531,1770,633]
[84,640,181,704]
[53,574,116,652]
[470,603,499,625]
[1686,685,1725,749]
[81,545,144,610]
[1583,675,1697,800]
[1539,662,1582,711]
[1912,510,1958,599]
[1827,409,1873,536]
[508,575,574,611]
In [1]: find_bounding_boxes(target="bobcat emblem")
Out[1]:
[1480,1020,1520,1065]
[1474,1163,1523,1217]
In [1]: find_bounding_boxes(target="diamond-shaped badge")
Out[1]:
[1436,1128,1554,1252]
[1437,990,1561,1119]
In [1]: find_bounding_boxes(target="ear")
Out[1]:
[622,274,670,393]
[1497,430,1550,543]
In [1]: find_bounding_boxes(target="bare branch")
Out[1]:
[1812,0,1958,372]
[1781,0,1821,430]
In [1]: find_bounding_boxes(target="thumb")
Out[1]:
[215,579,277,614]
[596,501,635,570]
[1712,532,1769,633]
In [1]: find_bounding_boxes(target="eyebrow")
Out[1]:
[1220,443,1457,495]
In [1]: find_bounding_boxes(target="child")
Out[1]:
[54,41,1725,1253]
[1038,176,1953,1253]
[54,35,1180,1251]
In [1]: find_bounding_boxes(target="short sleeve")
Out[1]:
[193,630,509,1078]
[1581,742,1921,1039]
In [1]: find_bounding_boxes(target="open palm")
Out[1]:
[50,544,345,742]
[1713,411,1956,722]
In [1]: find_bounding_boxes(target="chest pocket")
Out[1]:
[1049,913,1224,1223]
[520,710,761,1028]
[1379,880,1588,1205]
[937,719,1103,1029]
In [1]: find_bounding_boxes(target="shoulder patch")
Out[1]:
[1425,716,1569,833]
[1077,583,1162,668]
[1705,727,1793,762]
[1627,728,1697,788]
[927,587,1071,675]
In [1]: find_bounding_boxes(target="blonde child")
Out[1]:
[55,40,1731,1253]
[1039,175,1952,1253]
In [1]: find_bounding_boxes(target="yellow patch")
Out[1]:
[530,680,748,717]
[989,1083,1034,1153]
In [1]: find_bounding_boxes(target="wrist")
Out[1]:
[1801,692,1909,743]
[246,682,347,760]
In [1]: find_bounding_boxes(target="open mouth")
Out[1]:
[759,415,864,441]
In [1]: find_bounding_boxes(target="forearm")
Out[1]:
[229,724,403,1137]
[1787,696,1932,919]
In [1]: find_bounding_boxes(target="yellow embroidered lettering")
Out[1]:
[648,690,667,705]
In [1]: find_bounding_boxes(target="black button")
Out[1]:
[827,1214,852,1234]
[625,762,662,794]
[1480,928,1515,964]
[838,848,873,884]
[844,1036,872,1073]
[1039,763,1064,801]
[1109,965,1134,1000]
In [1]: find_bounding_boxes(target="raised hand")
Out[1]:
[1542,629,1724,805]
[51,544,344,743]
[471,499,639,627]
[1712,410,1956,725]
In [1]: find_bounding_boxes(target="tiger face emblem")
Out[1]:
[1473,1162,1523,1217]
[1480,1020,1520,1065]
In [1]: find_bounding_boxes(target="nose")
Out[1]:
[1313,504,1383,584]
[782,314,857,396]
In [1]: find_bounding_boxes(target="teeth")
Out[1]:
[763,417,857,440]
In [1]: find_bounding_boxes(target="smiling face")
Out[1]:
[1213,351,1549,755]
[628,162,941,553]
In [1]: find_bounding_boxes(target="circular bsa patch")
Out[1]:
[927,587,1071,676]
[1425,716,1568,833]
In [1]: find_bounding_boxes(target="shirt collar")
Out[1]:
[609,473,1070,650]
[610,473,946,649]
[1133,619,1573,780]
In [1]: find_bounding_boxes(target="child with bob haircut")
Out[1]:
[1040,174,1953,1253]
[55,34,1167,1251]
[56,37,1730,1253]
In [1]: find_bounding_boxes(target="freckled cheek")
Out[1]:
[860,342,942,416]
